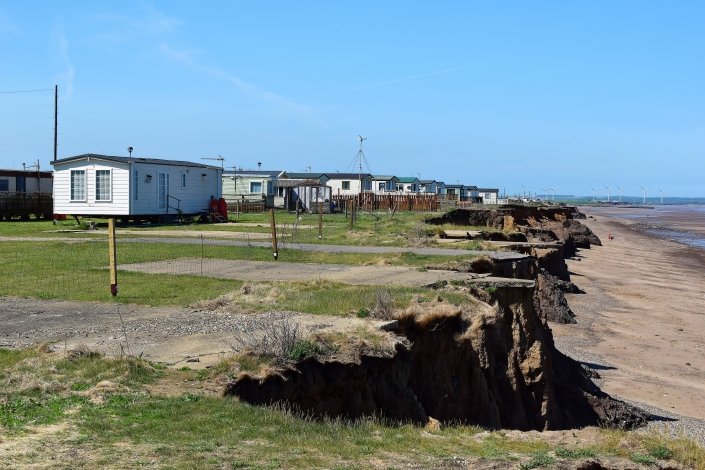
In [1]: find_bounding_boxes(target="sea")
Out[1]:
[578,203,705,250]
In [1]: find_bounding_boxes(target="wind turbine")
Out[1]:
[659,189,664,205]
[591,187,596,202]
[520,183,526,199]
[550,187,556,201]
[603,184,611,203]
[616,185,623,203]
[639,185,647,204]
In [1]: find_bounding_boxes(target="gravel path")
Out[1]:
[0,296,374,367]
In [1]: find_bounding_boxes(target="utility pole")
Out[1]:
[53,85,58,162]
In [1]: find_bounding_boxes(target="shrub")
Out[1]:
[356,308,370,318]
[286,340,320,361]
[371,290,395,320]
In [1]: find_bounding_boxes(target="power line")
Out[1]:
[0,88,53,94]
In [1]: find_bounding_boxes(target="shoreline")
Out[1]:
[552,207,705,443]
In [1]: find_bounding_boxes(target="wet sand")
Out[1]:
[552,206,705,420]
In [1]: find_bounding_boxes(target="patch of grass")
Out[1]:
[630,452,656,465]
[286,340,320,361]
[201,280,471,317]
[0,393,88,431]
[648,444,674,460]
[519,451,555,469]
[554,446,596,459]
[0,348,39,372]
[232,354,273,375]
[356,308,370,318]
[1,348,162,398]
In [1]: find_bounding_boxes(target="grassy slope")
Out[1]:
[2,349,703,469]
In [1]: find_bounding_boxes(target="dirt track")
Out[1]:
[119,258,530,287]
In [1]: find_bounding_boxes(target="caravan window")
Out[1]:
[96,170,111,201]
[0,179,8,191]
[342,181,350,190]
[250,182,262,193]
[70,170,86,201]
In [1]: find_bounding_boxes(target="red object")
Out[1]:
[53,214,67,220]
[218,198,228,218]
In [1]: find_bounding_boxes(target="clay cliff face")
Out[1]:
[226,206,644,430]
[225,287,648,430]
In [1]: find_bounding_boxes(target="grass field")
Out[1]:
[0,212,482,308]
[1,348,702,469]
[0,236,475,310]
[0,211,490,249]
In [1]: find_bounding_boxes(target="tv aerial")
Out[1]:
[201,155,225,170]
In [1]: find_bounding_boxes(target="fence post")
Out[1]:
[108,218,118,296]
[318,196,323,240]
[269,208,278,260]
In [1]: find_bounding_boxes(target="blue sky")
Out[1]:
[1,1,703,197]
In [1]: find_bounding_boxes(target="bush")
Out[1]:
[356,308,370,318]
[371,290,394,320]
[286,340,320,361]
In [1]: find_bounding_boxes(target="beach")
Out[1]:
[552,206,705,428]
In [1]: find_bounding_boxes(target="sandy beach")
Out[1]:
[552,206,705,422]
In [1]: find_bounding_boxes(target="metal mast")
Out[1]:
[356,135,367,194]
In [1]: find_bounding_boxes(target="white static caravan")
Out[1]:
[52,154,222,217]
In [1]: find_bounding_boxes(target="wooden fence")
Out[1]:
[0,192,53,220]
[331,193,440,212]
[226,200,266,214]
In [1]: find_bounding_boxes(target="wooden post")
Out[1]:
[318,188,323,240]
[269,208,278,260]
[108,218,118,296]
[348,200,354,229]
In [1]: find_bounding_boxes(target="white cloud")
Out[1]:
[133,5,182,34]
[159,43,313,117]
[91,4,182,44]
[53,24,75,99]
